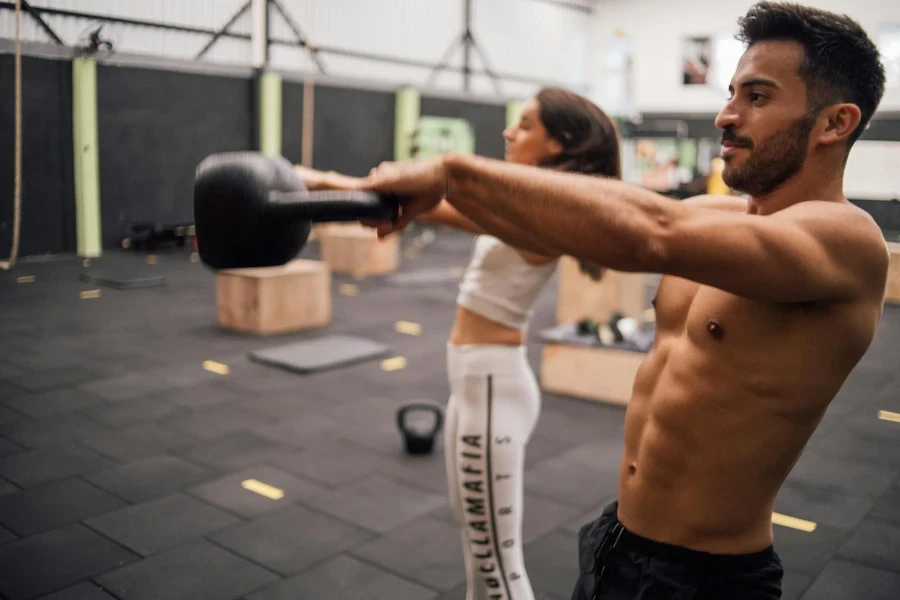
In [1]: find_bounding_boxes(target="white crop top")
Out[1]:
[456,235,558,331]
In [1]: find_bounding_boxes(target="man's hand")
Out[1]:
[361,157,447,238]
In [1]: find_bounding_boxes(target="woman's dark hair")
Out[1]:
[534,86,622,280]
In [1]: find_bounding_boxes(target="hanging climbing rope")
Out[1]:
[2,0,23,271]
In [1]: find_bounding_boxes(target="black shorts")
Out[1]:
[570,501,784,600]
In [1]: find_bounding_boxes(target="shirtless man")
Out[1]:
[358,3,890,598]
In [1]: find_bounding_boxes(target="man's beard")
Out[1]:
[721,115,815,197]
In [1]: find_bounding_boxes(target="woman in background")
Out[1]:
[296,87,622,600]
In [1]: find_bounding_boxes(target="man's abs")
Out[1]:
[612,278,880,554]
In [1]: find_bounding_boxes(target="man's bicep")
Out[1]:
[662,203,871,303]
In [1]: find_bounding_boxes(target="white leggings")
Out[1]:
[445,343,542,600]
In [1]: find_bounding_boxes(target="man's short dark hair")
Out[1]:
[736,2,886,148]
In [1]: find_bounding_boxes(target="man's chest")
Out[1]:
[652,276,816,346]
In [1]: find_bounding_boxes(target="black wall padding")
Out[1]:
[311,85,395,176]
[0,55,75,257]
[419,96,506,159]
[281,80,305,166]
[96,65,253,248]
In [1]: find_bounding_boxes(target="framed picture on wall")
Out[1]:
[682,36,711,85]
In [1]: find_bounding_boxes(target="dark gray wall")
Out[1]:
[96,65,253,248]
[0,55,75,256]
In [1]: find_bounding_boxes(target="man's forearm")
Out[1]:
[442,153,672,272]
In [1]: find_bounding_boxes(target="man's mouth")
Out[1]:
[721,141,748,156]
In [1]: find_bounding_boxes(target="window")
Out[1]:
[880,25,900,89]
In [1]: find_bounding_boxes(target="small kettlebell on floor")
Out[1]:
[396,402,444,455]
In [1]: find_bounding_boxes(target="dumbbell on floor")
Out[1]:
[193,152,399,271]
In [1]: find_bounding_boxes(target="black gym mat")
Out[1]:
[248,335,392,374]
[78,271,166,289]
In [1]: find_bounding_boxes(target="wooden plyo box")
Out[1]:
[886,242,900,304]
[540,342,646,406]
[216,259,331,335]
[555,256,655,325]
[317,223,400,276]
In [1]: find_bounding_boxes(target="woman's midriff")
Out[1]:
[449,305,524,346]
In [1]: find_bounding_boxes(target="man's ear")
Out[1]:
[817,103,862,147]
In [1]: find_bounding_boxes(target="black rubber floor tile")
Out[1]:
[77,422,197,463]
[774,480,878,532]
[786,451,897,496]
[521,432,581,467]
[0,380,27,401]
[302,474,446,534]
[377,450,452,495]
[0,524,139,600]
[84,493,240,556]
[211,503,375,576]
[165,382,251,410]
[0,360,24,379]
[3,389,105,419]
[523,530,580,600]
[0,404,27,426]
[95,539,278,600]
[245,554,438,600]
[81,396,183,428]
[524,452,619,508]
[0,478,127,536]
[868,481,900,525]
[265,435,391,488]
[0,443,116,488]
[247,408,343,443]
[0,413,114,449]
[560,496,620,535]
[781,571,813,600]
[36,581,118,599]
[161,402,275,440]
[0,478,18,495]
[174,430,296,471]
[187,464,324,518]
[772,521,849,578]
[8,367,98,393]
[800,559,900,600]
[84,455,212,503]
[352,514,466,591]
[0,524,16,544]
[76,372,175,403]
[0,436,23,457]
[836,518,900,572]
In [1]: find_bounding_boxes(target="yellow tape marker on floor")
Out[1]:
[382,356,407,371]
[772,512,817,532]
[203,360,230,375]
[241,479,284,500]
[146,255,158,265]
[878,410,900,424]
[339,283,359,296]
[395,321,422,336]
[80,289,102,299]
[16,275,35,283]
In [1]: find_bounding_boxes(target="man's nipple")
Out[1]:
[707,319,723,340]
[628,464,637,477]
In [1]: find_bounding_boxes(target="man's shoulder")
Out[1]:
[782,200,890,295]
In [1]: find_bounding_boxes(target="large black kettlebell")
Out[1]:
[396,402,444,455]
